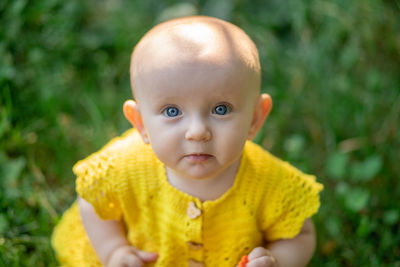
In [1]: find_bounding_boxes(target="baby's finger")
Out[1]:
[123,252,144,267]
[248,247,272,260]
[246,256,276,267]
[132,248,159,262]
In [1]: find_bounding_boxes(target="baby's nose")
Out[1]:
[185,117,211,142]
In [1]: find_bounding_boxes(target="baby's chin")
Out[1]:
[173,169,215,181]
[171,164,239,183]
[165,164,222,180]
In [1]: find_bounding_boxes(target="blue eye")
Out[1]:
[213,104,230,115]
[163,107,181,117]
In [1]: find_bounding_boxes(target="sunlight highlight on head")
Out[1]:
[130,16,261,100]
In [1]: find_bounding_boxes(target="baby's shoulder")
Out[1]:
[73,129,152,179]
[244,141,290,174]
[244,141,319,185]
[244,141,323,209]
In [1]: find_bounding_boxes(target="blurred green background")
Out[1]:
[1,0,399,266]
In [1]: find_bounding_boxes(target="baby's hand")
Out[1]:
[242,247,278,267]
[106,245,158,267]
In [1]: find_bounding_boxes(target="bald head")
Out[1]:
[130,16,261,97]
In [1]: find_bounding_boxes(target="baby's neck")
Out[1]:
[165,158,241,202]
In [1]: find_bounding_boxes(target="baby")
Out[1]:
[52,16,323,267]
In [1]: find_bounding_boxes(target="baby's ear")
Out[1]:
[123,100,149,144]
[248,94,272,140]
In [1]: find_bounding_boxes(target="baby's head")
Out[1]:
[124,16,272,180]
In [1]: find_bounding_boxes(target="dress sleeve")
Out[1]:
[74,151,122,221]
[261,163,323,242]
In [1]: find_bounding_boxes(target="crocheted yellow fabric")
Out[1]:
[52,129,323,267]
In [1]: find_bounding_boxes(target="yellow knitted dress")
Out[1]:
[52,129,323,267]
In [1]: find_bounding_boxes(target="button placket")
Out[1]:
[188,259,204,267]
[187,241,203,250]
[187,201,201,219]
[185,200,204,264]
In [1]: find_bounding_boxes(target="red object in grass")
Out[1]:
[238,255,249,267]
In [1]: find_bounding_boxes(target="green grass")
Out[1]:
[1,0,400,265]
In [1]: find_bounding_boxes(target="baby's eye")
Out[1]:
[213,104,230,115]
[163,107,181,117]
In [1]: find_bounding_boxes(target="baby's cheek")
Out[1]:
[220,135,246,161]
[151,144,173,163]
[153,137,183,164]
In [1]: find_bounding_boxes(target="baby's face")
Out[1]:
[126,16,270,180]
[134,59,259,180]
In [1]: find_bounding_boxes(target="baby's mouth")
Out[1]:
[184,153,213,163]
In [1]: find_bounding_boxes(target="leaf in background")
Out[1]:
[0,106,11,139]
[283,134,305,160]
[157,3,198,23]
[202,0,234,20]
[2,157,26,183]
[339,41,360,71]
[0,156,26,199]
[350,155,382,182]
[326,152,349,180]
[381,229,394,251]
[383,209,399,226]
[344,188,370,213]
[0,214,9,235]
[326,216,341,236]
[356,215,371,238]
[335,181,349,196]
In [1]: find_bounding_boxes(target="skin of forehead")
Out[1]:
[130,16,261,99]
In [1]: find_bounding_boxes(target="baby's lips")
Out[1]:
[184,153,213,163]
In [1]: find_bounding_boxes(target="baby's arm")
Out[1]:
[78,197,158,266]
[267,218,316,266]
[246,219,316,267]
